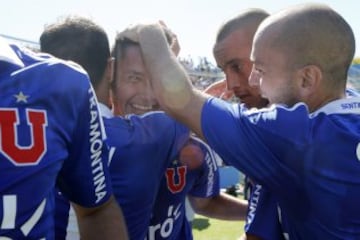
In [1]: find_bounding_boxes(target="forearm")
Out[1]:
[189,193,248,221]
[138,24,207,138]
[138,24,190,109]
[73,196,129,239]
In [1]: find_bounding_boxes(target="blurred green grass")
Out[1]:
[192,214,245,240]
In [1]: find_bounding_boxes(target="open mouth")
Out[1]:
[236,93,250,102]
[132,103,159,111]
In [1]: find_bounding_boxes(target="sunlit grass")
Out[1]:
[192,214,245,240]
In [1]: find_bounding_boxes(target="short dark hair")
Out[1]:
[40,16,110,88]
[216,8,269,43]
[264,4,355,89]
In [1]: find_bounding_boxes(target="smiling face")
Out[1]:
[112,44,160,116]
[213,28,268,108]
[249,25,301,107]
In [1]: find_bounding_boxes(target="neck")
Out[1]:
[308,90,345,113]
[95,81,111,108]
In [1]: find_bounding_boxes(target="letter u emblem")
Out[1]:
[0,108,47,166]
[165,166,187,193]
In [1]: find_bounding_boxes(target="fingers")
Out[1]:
[116,21,180,58]
[158,20,180,56]
[116,23,143,43]
[158,20,167,28]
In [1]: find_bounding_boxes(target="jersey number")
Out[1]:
[0,109,47,166]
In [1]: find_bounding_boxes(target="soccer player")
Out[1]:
[0,37,127,239]
[112,26,248,240]
[212,9,284,240]
[119,3,360,239]
[39,16,190,240]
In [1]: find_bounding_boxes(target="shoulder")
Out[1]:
[179,136,218,171]
[11,44,90,87]
[38,58,91,98]
[4,45,92,104]
[40,57,88,83]
[104,112,188,139]
[243,103,310,129]
[128,111,183,129]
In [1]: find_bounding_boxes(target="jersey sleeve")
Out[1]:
[187,137,220,198]
[56,69,113,207]
[201,98,310,195]
[245,184,285,240]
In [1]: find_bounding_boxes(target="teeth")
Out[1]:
[132,103,154,111]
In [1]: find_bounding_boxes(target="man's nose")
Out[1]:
[248,69,260,87]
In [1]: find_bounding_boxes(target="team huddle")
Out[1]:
[1,2,360,240]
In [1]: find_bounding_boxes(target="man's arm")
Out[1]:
[190,194,264,240]
[72,196,129,239]
[137,23,208,139]
[188,193,248,221]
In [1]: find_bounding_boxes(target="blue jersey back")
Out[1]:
[0,42,112,239]
[146,136,220,240]
[105,112,189,240]
[202,96,360,239]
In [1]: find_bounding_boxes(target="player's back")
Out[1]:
[0,43,96,239]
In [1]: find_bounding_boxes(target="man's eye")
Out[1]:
[128,75,141,82]
[254,68,263,74]
[232,64,242,72]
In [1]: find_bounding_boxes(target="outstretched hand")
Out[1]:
[116,23,144,43]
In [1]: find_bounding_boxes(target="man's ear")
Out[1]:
[297,64,322,97]
[106,57,115,108]
[106,57,115,85]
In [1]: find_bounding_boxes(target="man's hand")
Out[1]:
[159,20,181,56]
[116,23,148,43]
[117,21,180,56]
[132,22,207,139]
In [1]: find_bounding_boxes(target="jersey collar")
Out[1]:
[311,95,360,117]
[0,37,24,67]
[98,102,114,118]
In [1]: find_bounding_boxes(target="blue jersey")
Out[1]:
[202,96,360,239]
[54,110,190,240]
[54,191,70,240]
[0,40,112,239]
[245,184,284,240]
[105,112,189,240]
[146,136,220,240]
